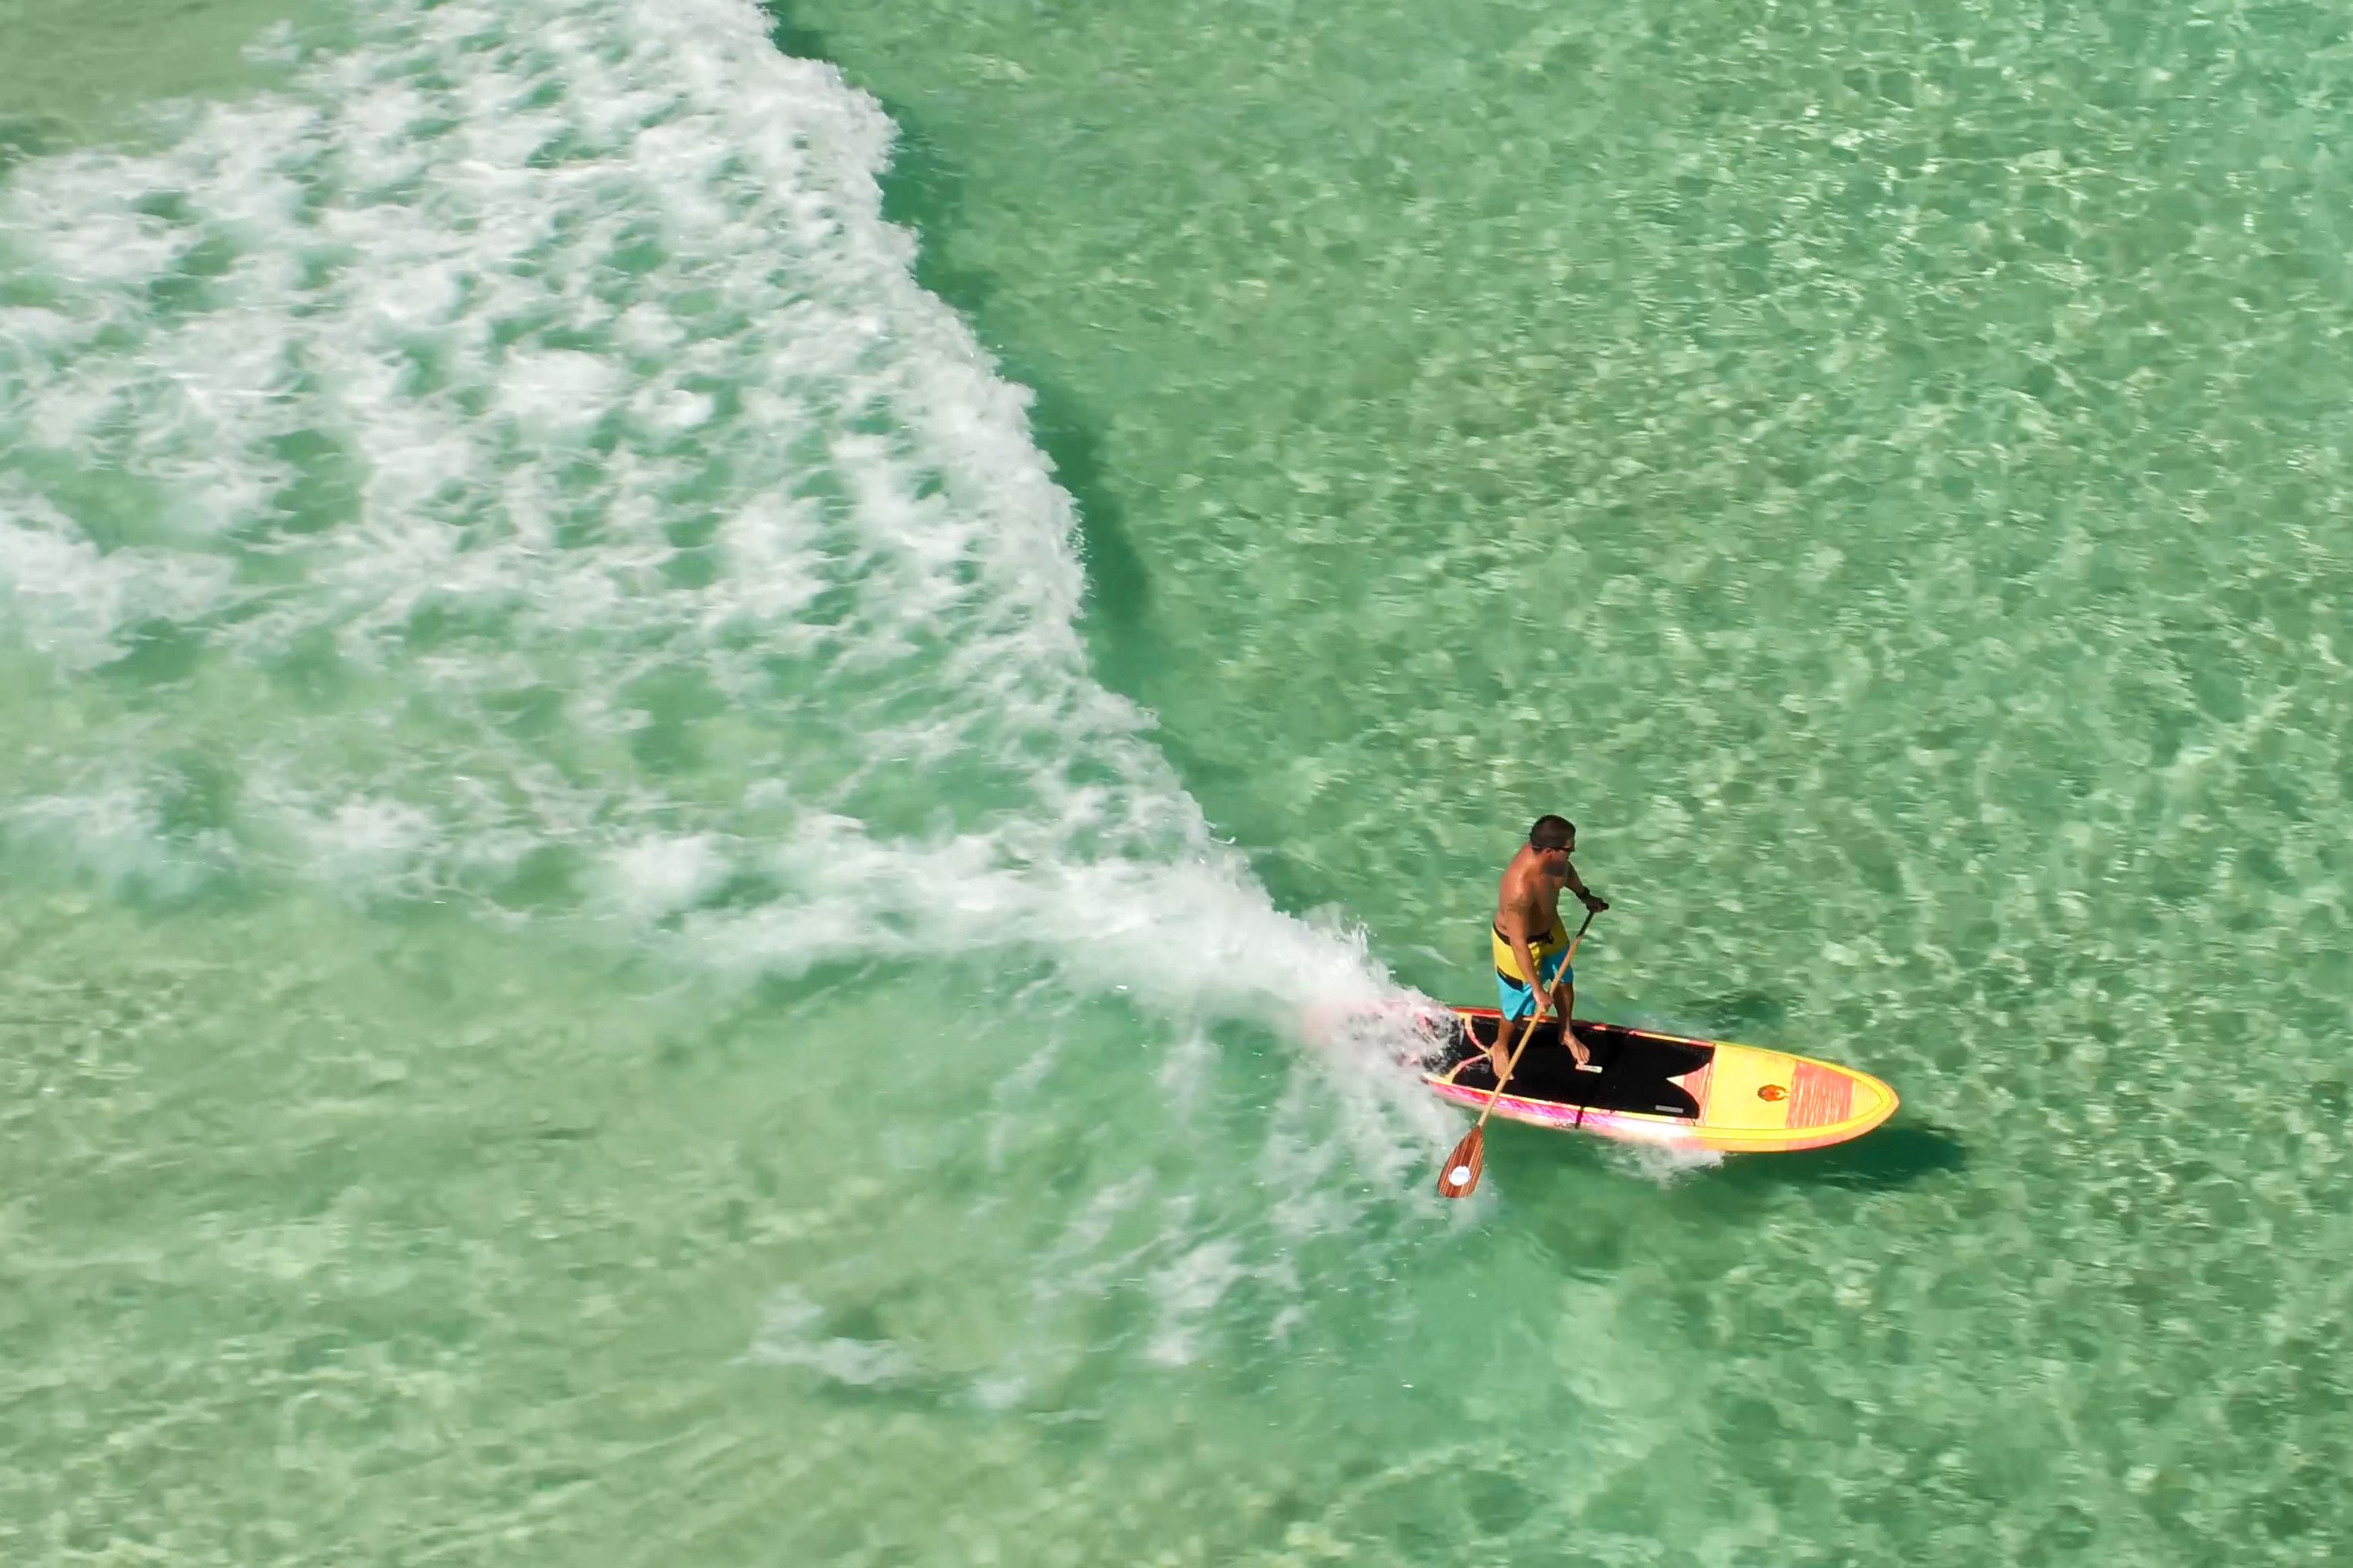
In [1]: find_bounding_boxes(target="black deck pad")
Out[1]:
[1440,1017,1713,1120]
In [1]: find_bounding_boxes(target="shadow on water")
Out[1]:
[1717,1120,1969,1194]
[1482,1115,1966,1227]
[765,9,1160,699]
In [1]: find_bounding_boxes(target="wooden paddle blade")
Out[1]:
[1435,1125,1486,1199]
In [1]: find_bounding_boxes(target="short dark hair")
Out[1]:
[1529,815,1575,850]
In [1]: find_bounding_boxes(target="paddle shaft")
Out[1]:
[1472,906,1596,1131]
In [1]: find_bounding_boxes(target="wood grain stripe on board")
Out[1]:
[1676,1055,1714,1116]
[1788,1060,1853,1129]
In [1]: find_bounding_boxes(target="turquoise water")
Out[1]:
[3,0,2351,1562]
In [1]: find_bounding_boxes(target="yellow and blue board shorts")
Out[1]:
[1492,921,1571,1021]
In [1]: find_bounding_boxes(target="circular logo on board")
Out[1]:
[1758,1084,1788,1103]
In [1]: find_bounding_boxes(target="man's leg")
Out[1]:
[1491,989,1528,1078]
[1547,959,1591,1068]
[1561,980,1594,1066]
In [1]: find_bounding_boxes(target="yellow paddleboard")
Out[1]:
[1425,1009,1898,1154]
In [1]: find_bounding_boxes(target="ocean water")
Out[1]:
[3,0,2349,1563]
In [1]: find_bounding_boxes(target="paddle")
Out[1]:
[1436,907,1596,1200]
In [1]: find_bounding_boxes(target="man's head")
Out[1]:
[1529,815,1576,859]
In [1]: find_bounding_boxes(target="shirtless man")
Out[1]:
[1489,814,1608,1075]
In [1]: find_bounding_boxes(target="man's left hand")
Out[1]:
[1581,893,1609,913]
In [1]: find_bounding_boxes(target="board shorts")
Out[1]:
[1492,921,1571,1021]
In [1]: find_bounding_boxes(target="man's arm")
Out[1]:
[1563,858,1608,912]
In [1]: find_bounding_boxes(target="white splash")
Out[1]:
[0,5,1460,1341]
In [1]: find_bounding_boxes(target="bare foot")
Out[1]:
[1567,1033,1594,1070]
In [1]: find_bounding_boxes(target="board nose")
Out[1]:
[1844,1072,1899,1130]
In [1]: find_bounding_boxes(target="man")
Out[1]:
[1490,814,1608,1075]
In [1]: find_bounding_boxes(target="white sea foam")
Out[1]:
[8,786,200,898]
[1144,1238,1251,1366]
[1618,1142,1728,1184]
[0,13,1480,1393]
[0,486,237,671]
[0,0,1424,1072]
[741,1287,919,1386]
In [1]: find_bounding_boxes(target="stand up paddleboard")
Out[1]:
[1424,1008,1897,1154]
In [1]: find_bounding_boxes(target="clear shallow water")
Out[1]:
[3,0,2351,1563]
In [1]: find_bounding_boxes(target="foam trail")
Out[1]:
[0,0,1464,1252]
[0,0,1410,1027]
[1618,1143,1728,1185]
